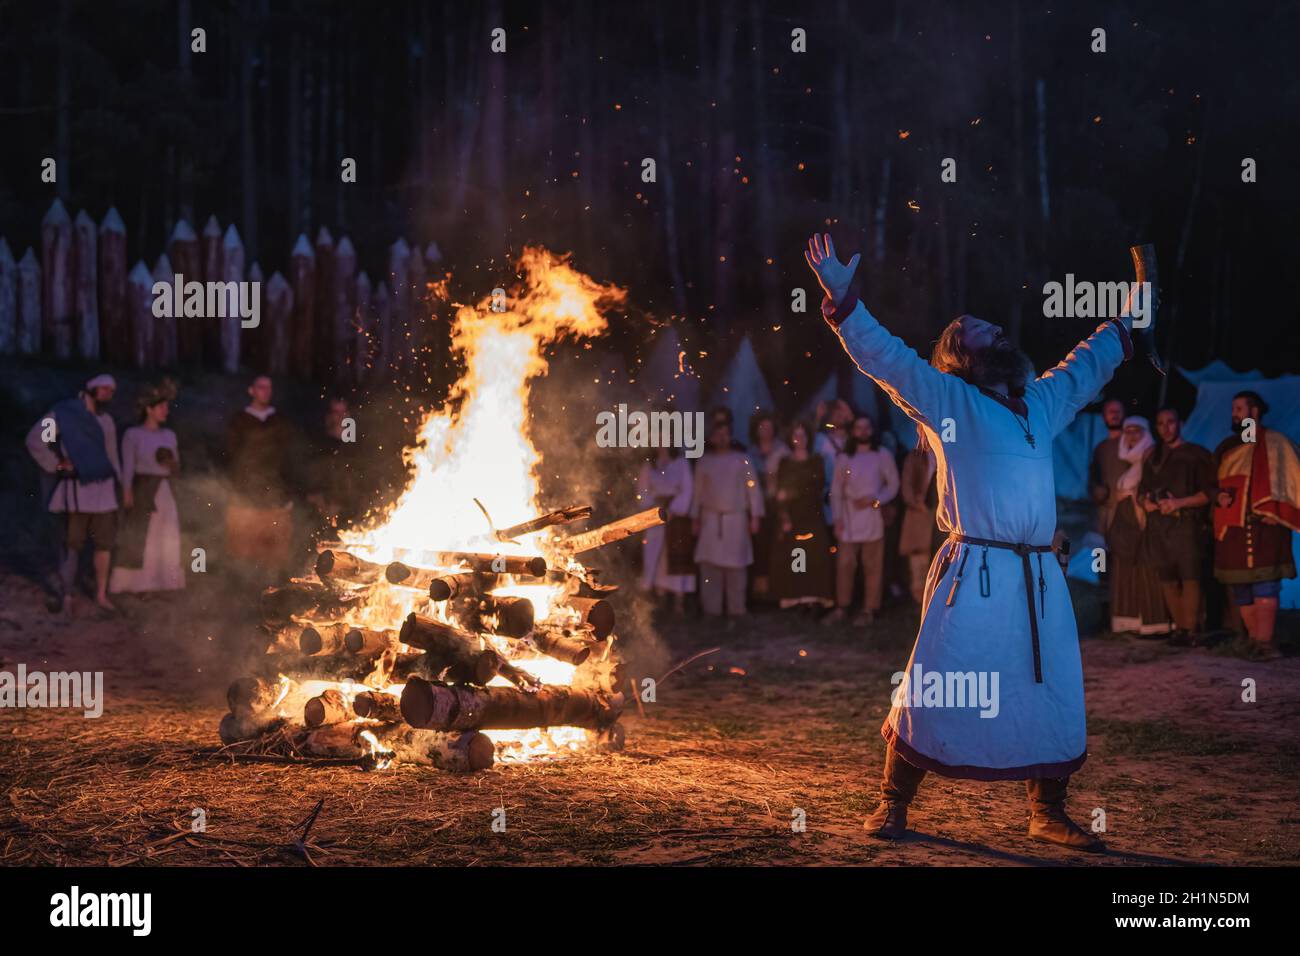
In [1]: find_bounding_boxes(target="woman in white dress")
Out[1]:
[638,447,695,611]
[110,382,184,594]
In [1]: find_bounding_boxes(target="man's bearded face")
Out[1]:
[90,386,115,412]
[1231,397,1256,432]
[968,334,1030,392]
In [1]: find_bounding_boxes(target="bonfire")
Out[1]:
[218,249,662,772]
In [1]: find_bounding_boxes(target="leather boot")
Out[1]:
[1026,776,1105,852]
[864,745,926,839]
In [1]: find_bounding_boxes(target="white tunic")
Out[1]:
[638,457,695,593]
[832,299,1129,779]
[830,448,899,543]
[110,426,184,593]
[691,450,764,569]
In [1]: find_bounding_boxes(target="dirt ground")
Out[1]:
[1,570,1298,867]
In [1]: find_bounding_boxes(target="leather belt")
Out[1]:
[948,533,1053,683]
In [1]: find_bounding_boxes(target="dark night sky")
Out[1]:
[1,0,1297,414]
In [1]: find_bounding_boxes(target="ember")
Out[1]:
[217,249,652,771]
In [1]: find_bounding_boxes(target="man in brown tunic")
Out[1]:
[1138,407,1215,644]
[224,375,298,582]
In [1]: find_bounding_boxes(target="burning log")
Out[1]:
[428,570,484,602]
[352,690,402,721]
[315,549,385,584]
[554,505,666,556]
[573,656,628,696]
[261,651,387,684]
[228,676,281,714]
[260,581,367,620]
[559,596,615,640]
[219,710,287,744]
[400,676,623,732]
[388,728,496,772]
[392,552,547,578]
[495,505,592,543]
[461,595,535,638]
[304,688,353,727]
[297,621,395,657]
[399,613,500,685]
[530,626,594,665]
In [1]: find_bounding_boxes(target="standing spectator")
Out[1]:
[767,421,834,611]
[224,374,297,583]
[638,446,696,612]
[692,419,763,619]
[747,411,789,597]
[1213,390,1300,657]
[1107,416,1171,636]
[307,396,362,530]
[1138,407,1215,645]
[25,373,123,616]
[828,414,899,626]
[1089,398,1128,535]
[110,380,185,595]
[899,439,941,605]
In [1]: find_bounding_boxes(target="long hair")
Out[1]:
[844,415,879,455]
[930,314,1029,396]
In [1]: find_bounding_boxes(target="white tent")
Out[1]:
[1053,412,1110,502]
[711,334,775,436]
[1177,361,1264,386]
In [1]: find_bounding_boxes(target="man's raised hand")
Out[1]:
[804,233,860,308]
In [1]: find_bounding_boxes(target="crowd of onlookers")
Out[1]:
[25,371,357,616]
[641,389,1298,656]
[639,399,942,627]
[1091,391,1298,658]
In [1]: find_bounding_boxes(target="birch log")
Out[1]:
[41,199,73,359]
[72,210,98,361]
[98,208,127,364]
[400,676,623,731]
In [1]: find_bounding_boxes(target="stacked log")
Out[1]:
[41,199,73,359]
[401,677,623,732]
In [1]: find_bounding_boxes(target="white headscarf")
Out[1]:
[1116,415,1153,496]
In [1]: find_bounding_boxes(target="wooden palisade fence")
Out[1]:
[0,199,445,385]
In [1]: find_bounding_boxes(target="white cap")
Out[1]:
[85,373,117,391]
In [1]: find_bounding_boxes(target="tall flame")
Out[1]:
[344,247,623,559]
